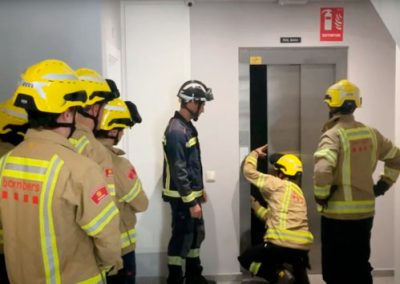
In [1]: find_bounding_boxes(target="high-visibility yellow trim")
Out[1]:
[383,146,399,160]
[70,136,90,154]
[256,174,267,190]
[121,228,136,249]
[77,271,106,284]
[2,157,49,182]
[163,151,171,190]
[187,249,200,258]
[247,155,257,167]
[324,200,375,214]
[384,166,400,182]
[249,262,262,275]
[162,188,203,202]
[107,184,116,196]
[266,228,314,245]
[314,148,338,168]
[119,180,142,203]
[369,128,377,170]
[279,183,291,229]
[338,129,352,202]
[186,137,197,148]
[314,184,331,199]
[40,155,64,284]
[168,256,184,266]
[81,202,119,236]
[6,156,50,167]
[255,207,269,220]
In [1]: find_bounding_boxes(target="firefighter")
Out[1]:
[95,98,149,284]
[0,59,122,283]
[69,68,117,198]
[0,97,28,284]
[0,98,28,156]
[313,79,400,284]
[162,80,215,284]
[240,145,313,284]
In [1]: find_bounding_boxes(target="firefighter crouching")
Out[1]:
[0,59,122,283]
[95,97,149,284]
[240,145,313,284]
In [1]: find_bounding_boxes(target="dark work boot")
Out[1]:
[167,265,184,284]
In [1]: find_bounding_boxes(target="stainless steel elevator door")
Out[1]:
[266,64,335,273]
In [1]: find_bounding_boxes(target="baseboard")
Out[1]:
[137,273,242,283]
[372,269,394,277]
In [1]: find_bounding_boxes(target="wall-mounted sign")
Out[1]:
[250,56,262,65]
[280,37,301,43]
[320,7,344,41]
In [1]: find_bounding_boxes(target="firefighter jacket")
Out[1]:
[162,111,204,207]
[70,122,116,197]
[243,151,313,250]
[314,114,400,220]
[0,141,14,158]
[99,139,149,256]
[0,129,122,284]
[0,141,14,254]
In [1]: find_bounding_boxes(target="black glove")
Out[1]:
[314,197,328,209]
[373,179,390,197]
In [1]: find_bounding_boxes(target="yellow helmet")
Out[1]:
[13,59,87,113]
[274,154,303,177]
[324,79,361,108]
[75,68,113,106]
[0,98,28,136]
[99,98,142,131]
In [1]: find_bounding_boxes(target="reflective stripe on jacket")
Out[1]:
[243,151,313,250]
[69,123,116,197]
[0,129,122,284]
[100,139,149,256]
[313,114,400,220]
[162,111,204,207]
[0,141,14,255]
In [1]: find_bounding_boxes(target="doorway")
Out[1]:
[239,47,347,273]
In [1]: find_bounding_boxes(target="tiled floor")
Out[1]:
[218,274,395,284]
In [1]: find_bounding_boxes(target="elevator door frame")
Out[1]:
[238,47,348,273]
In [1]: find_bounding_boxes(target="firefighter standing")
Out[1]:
[95,98,149,284]
[240,145,313,284]
[0,59,122,283]
[69,68,117,198]
[0,98,28,284]
[313,79,400,284]
[162,80,215,284]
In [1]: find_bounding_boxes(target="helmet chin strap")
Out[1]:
[54,109,77,139]
[184,101,203,121]
[78,106,101,131]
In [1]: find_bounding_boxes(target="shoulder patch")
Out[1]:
[105,168,113,177]
[128,167,137,180]
[91,186,109,204]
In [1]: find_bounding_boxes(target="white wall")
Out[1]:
[122,1,191,276]
[370,0,400,46]
[395,44,400,283]
[0,0,104,100]
[190,1,396,273]
[123,0,396,277]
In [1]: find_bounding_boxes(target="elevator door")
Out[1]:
[266,64,334,273]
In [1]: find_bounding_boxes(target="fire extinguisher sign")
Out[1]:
[320,7,344,41]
